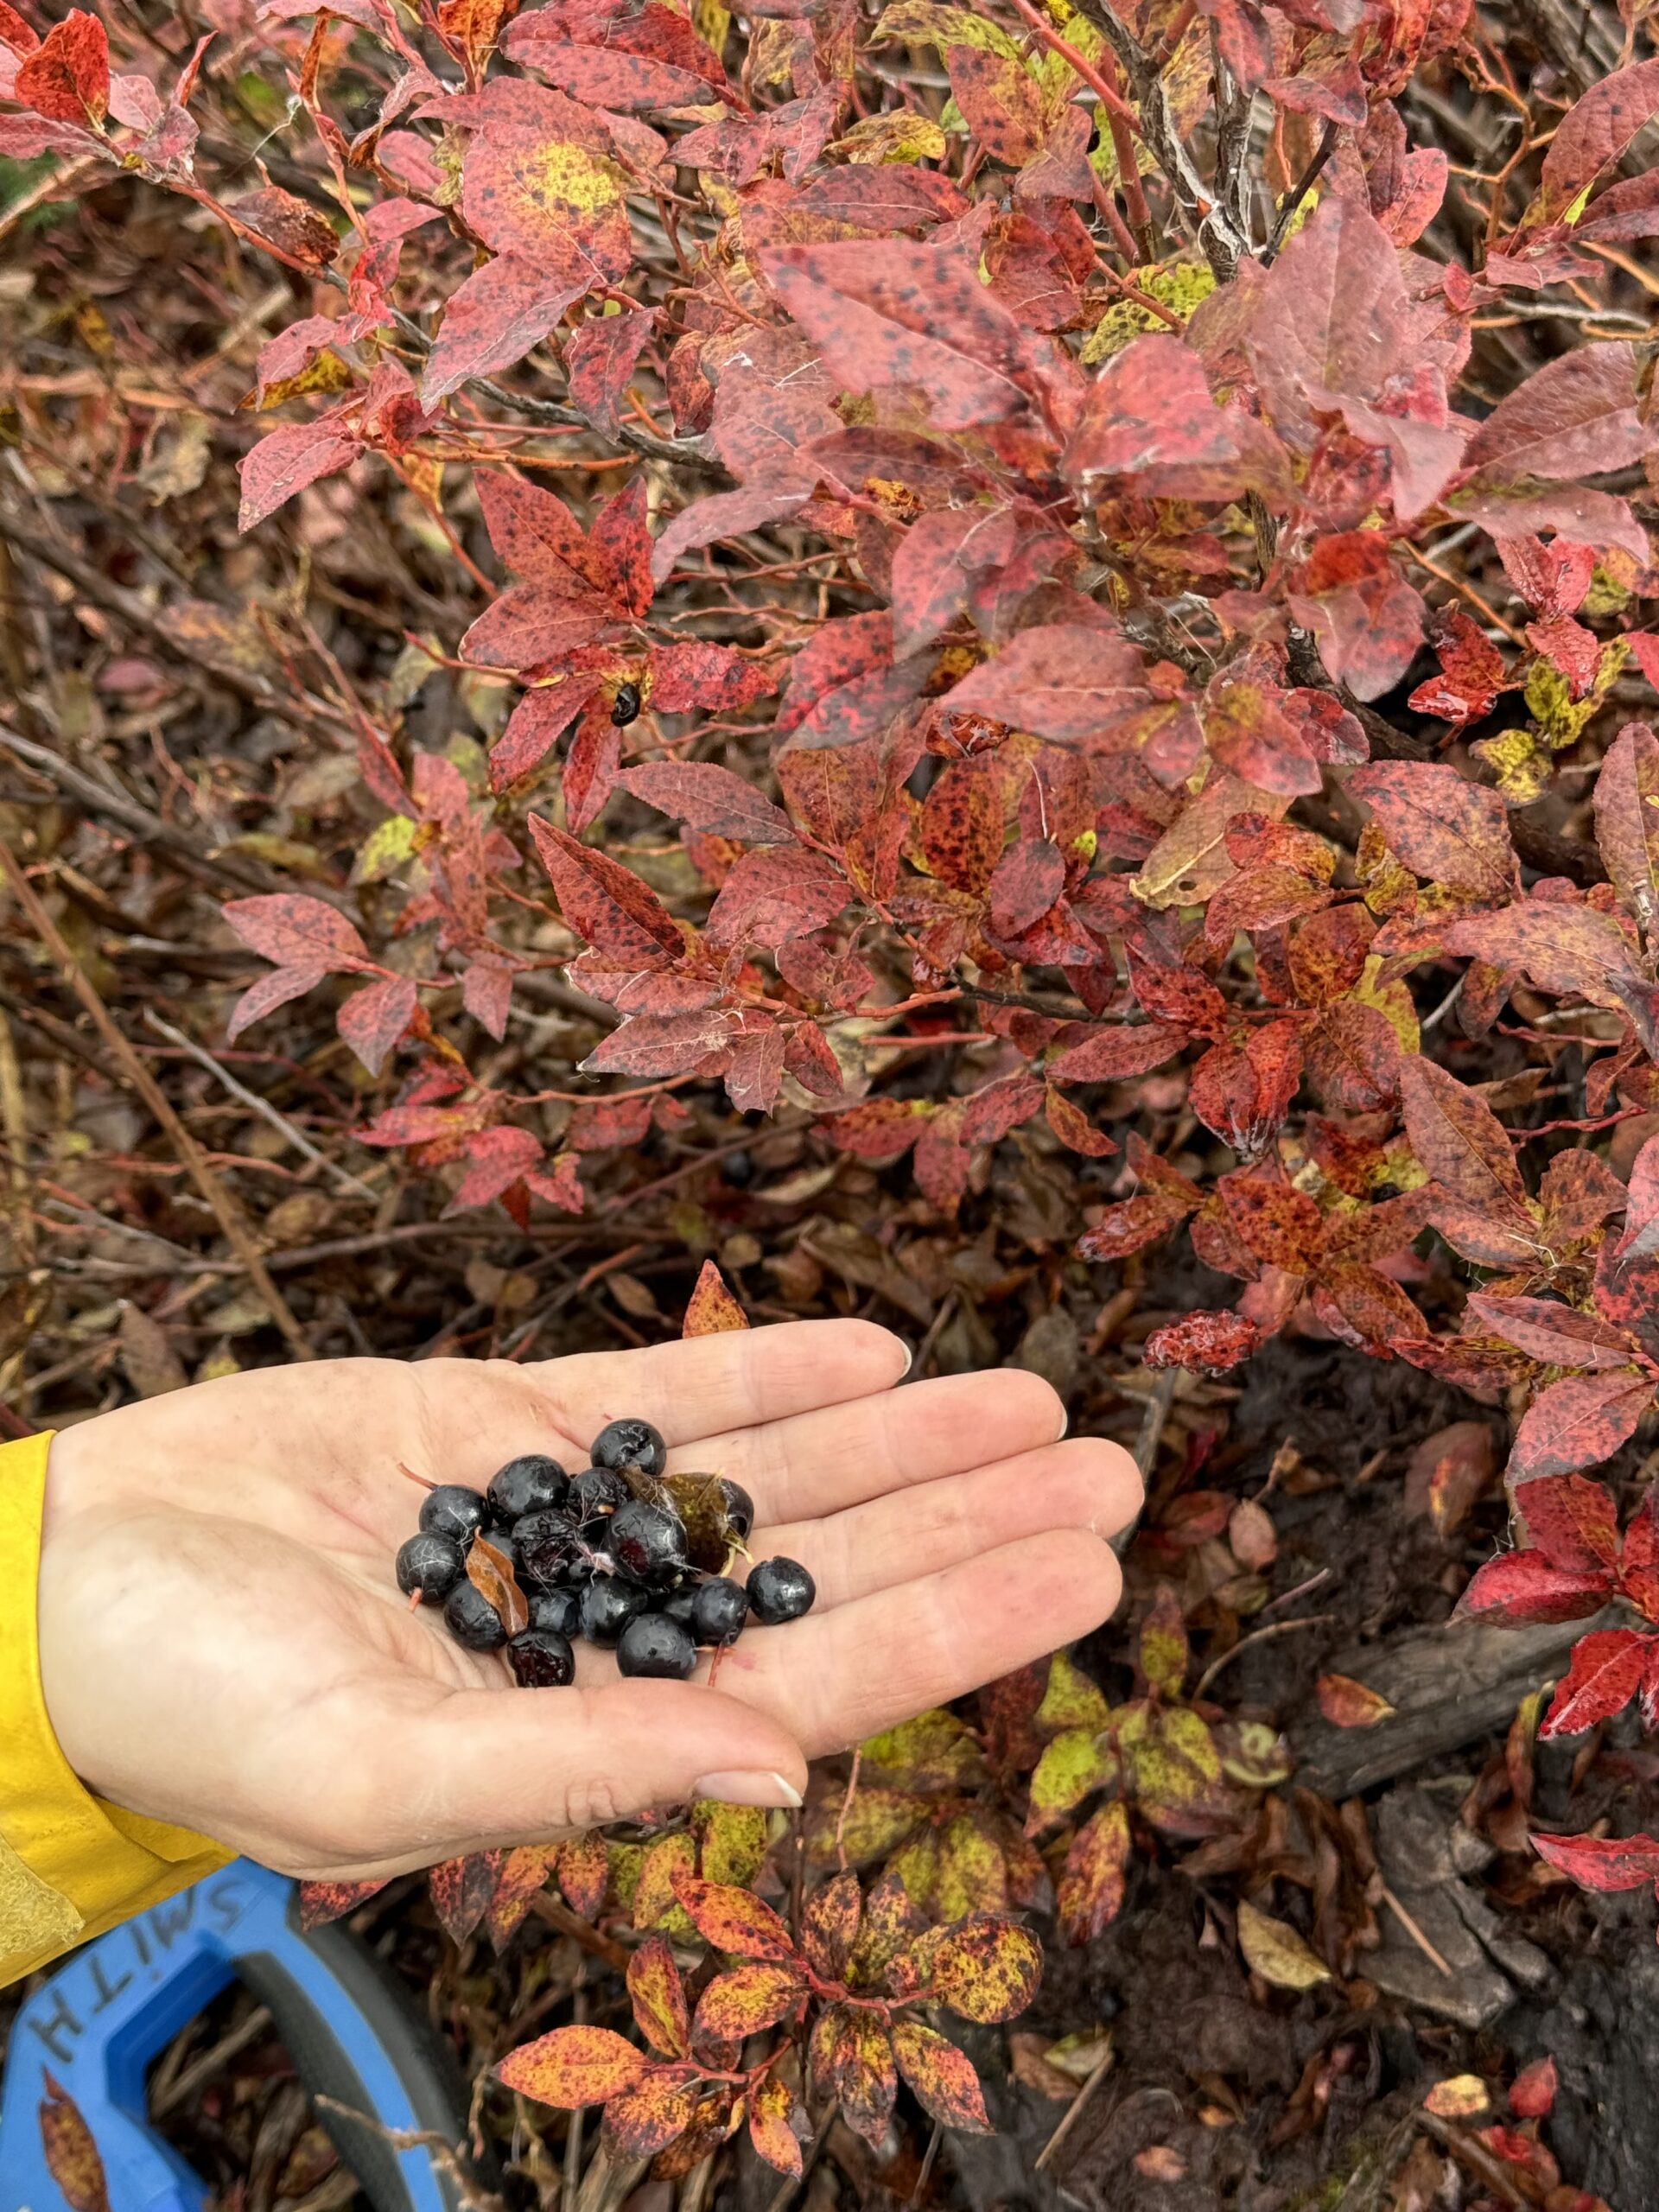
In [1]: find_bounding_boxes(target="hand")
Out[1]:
[36,1324,1141,1880]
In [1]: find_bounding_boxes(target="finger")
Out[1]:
[406,1320,912,1486]
[755,1438,1142,1610]
[676,1369,1069,1524]
[370,1679,810,1862]
[690,1528,1123,1758]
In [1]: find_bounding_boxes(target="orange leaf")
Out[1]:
[893,1914,1043,2023]
[496,2024,646,2107]
[297,1877,389,1931]
[693,1961,808,2043]
[39,2075,110,2212]
[627,1932,690,2058]
[891,2020,990,2133]
[486,1846,559,1948]
[1315,1674,1396,1728]
[601,2068,699,2158]
[801,1868,863,1981]
[683,1257,749,1335]
[748,2074,804,2177]
[557,1830,609,1919]
[670,1868,800,1962]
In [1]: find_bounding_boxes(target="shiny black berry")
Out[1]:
[691,1575,750,1647]
[568,1466,632,1529]
[591,1418,667,1481]
[747,1557,816,1626]
[420,1484,486,1548]
[443,1580,507,1650]
[617,1614,696,1679]
[661,1584,701,1630]
[396,1531,465,1605]
[720,1479,756,1543]
[610,681,642,728]
[508,1626,576,1688]
[580,1573,650,1647]
[608,1499,688,1587]
[528,1586,582,1637]
[515,1510,591,1588]
[488,1453,569,1524]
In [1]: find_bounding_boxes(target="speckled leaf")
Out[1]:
[430,1850,506,1945]
[497,2024,646,2106]
[747,2074,804,2177]
[1057,1798,1132,1946]
[892,2019,992,2132]
[810,2005,897,2147]
[39,2074,109,2212]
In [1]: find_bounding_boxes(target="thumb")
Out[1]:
[398,1679,809,1851]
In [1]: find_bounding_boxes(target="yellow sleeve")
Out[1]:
[1,1430,231,1987]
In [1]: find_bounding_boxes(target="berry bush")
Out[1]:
[3,0,1659,2194]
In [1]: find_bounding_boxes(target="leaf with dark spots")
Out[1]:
[1398,1055,1526,1211]
[237,423,361,531]
[1539,1626,1649,1736]
[988,838,1065,938]
[764,240,1035,431]
[496,2024,646,2105]
[1066,334,1289,501]
[15,10,108,126]
[423,256,588,406]
[892,2019,991,2132]
[39,2074,110,2212]
[1506,1370,1652,1481]
[1455,1548,1613,1624]
[1464,342,1658,484]
[1529,1829,1659,1889]
[944,625,1153,744]
[564,303,657,437]
[528,816,684,965]
[620,761,792,842]
[705,845,849,950]
[337,975,417,1076]
[810,2005,896,2148]
[1465,1295,1636,1371]
[1144,1311,1261,1373]
[430,1850,507,1945]
[1348,761,1516,897]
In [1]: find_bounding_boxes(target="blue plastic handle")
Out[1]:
[0,1862,469,2212]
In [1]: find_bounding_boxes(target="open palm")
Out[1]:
[35,1322,1140,1880]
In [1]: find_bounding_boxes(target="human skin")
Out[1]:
[35,1321,1141,1880]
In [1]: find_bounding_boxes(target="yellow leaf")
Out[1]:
[1424,2074,1491,2119]
[1236,1900,1332,1990]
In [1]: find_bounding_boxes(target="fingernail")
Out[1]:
[898,1340,914,1378]
[695,1770,804,1808]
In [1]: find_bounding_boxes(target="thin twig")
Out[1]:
[0,829,315,1360]
[144,1011,378,1200]
[1192,1612,1336,1700]
[1032,2039,1116,2173]
[1378,1885,1456,1978]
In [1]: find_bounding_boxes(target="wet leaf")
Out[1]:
[466,1534,529,1636]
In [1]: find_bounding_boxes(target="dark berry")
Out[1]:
[508,1626,576,1688]
[608,1499,688,1588]
[396,1531,465,1604]
[515,1510,591,1587]
[591,1418,667,1481]
[720,1480,756,1542]
[481,1526,521,1573]
[528,1586,582,1637]
[420,1484,486,1548]
[661,1584,701,1630]
[610,681,642,728]
[580,1573,650,1647]
[691,1575,750,1647]
[617,1613,697,1680]
[488,1453,569,1524]
[568,1466,632,1528]
[747,1557,816,1626]
[443,1580,507,1650]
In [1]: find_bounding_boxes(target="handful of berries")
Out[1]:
[393,1417,815,1685]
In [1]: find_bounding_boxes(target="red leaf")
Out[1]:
[1618,1133,1659,1263]
[705,845,849,950]
[423,254,587,406]
[1531,58,1659,220]
[462,959,514,1041]
[1145,1311,1262,1373]
[1046,1088,1116,1157]
[764,240,1033,432]
[1348,763,1516,897]
[429,1850,505,1944]
[1514,1474,1622,1571]
[1465,342,1657,484]
[1594,721,1659,945]
[809,2005,896,2148]
[1506,1370,1651,1481]
[683,1258,748,1336]
[1529,1828,1659,1891]
[988,838,1065,938]
[960,1074,1046,1147]
[1398,1054,1527,1211]
[1509,2056,1559,2119]
[619,761,792,842]
[890,505,991,657]
[1455,1549,1612,1625]
[822,1096,931,1162]
[1408,603,1510,725]
[226,962,329,1042]
[496,2024,647,2106]
[491,682,597,793]
[1057,1797,1131,1947]
[648,642,776,714]
[1077,1191,1190,1262]
[891,2019,991,2133]
[776,612,894,736]
[337,974,418,1075]
[563,709,621,833]
[224,894,370,973]
[1316,1674,1396,1728]
[918,756,1003,893]
[1441,901,1641,1009]
[1066,334,1287,501]
[627,1933,690,2059]
[668,1870,799,1963]
[445,1126,544,1213]
[529,815,683,965]
[692,1961,807,2042]
[944,625,1154,744]
[1289,533,1427,703]
[1539,1627,1649,1736]
[1464,1295,1635,1371]
[1047,1022,1188,1084]
[237,423,360,531]
[14,8,107,124]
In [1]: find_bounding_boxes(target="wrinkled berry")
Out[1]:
[581,1573,650,1647]
[443,1580,507,1650]
[691,1575,750,1647]
[488,1453,569,1524]
[568,1465,632,1529]
[508,1626,576,1688]
[617,1614,696,1680]
[396,1531,465,1604]
[591,1418,667,1481]
[747,1557,816,1625]
[515,1510,591,1587]
[608,1499,688,1587]
[420,1484,486,1548]
[528,1586,582,1637]
[720,1479,756,1542]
